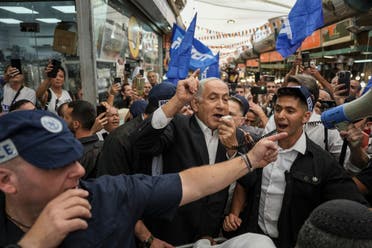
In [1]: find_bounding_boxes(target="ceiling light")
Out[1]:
[354,59,372,63]
[52,5,76,13]
[227,19,235,24]
[0,6,38,14]
[0,18,22,24]
[361,51,372,55]
[36,18,61,24]
[356,76,361,80]
[323,55,335,59]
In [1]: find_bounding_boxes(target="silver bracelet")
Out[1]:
[240,153,254,172]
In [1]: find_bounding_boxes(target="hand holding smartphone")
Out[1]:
[10,59,22,75]
[47,59,61,78]
[96,105,107,116]
[337,71,351,97]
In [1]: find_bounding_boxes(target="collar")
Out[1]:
[195,115,217,136]
[78,134,99,144]
[279,131,306,155]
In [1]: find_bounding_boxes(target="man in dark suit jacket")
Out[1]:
[131,73,249,245]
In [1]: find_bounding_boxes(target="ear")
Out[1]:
[190,97,199,113]
[302,111,311,124]
[72,120,80,131]
[0,168,17,194]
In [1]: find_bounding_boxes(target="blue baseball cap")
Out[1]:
[232,94,250,115]
[130,100,147,118]
[148,82,176,108]
[277,86,314,112]
[0,110,83,169]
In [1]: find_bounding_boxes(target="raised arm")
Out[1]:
[161,70,199,118]
[179,132,287,206]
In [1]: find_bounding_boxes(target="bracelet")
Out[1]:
[240,153,254,172]
[142,234,154,248]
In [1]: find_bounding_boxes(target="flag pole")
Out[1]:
[295,49,302,75]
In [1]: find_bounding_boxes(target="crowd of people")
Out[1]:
[0,56,372,248]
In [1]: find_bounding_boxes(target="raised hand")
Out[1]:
[18,189,91,248]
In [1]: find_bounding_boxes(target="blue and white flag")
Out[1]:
[166,14,196,85]
[276,0,324,58]
[168,15,219,83]
[200,53,220,79]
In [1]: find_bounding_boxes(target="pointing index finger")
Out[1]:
[267,132,288,142]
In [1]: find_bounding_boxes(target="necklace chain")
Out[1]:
[5,212,31,229]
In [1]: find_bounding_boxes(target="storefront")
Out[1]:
[0,0,175,104]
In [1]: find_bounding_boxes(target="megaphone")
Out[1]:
[321,88,372,129]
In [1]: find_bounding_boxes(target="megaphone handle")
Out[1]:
[339,138,348,166]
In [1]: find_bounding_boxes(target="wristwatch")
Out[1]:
[142,235,154,248]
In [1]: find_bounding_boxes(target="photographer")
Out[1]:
[1,65,36,113]
[36,60,71,114]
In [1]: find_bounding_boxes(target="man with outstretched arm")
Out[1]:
[0,78,286,248]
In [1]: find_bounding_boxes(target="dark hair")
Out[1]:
[121,82,130,92]
[9,99,34,112]
[55,66,66,77]
[229,96,245,116]
[67,100,96,130]
[57,102,69,117]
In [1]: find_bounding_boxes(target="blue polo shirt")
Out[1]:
[1,173,182,247]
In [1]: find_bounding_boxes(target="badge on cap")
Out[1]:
[0,139,18,163]
[40,116,63,133]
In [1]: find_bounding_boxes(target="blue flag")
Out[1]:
[166,14,196,85]
[168,17,218,83]
[276,0,324,58]
[200,53,220,79]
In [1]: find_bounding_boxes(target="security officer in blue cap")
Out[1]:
[0,75,287,248]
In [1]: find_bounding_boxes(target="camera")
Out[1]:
[250,86,267,95]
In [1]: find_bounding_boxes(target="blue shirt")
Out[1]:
[1,173,182,248]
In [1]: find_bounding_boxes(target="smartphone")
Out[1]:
[337,71,351,96]
[132,77,145,96]
[250,86,267,95]
[10,59,22,74]
[139,69,144,77]
[47,59,61,78]
[319,100,337,112]
[96,105,106,116]
[263,75,275,82]
[302,52,311,68]
[114,77,121,84]
[124,63,131,73]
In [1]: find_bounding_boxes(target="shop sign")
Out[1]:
[321,18,352,47]
[301,30,321,50]
[260,51,283,63]
[246,59,259,67]
[128,16,141,59]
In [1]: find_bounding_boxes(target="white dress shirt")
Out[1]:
[151,107,219,165]
[263,112,356,172]
[258,131,306,238]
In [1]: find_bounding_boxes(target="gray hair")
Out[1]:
[195,77,224,100]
